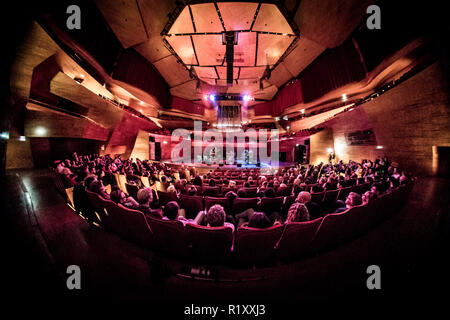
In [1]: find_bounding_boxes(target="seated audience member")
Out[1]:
[371,183,383,197]
[196,204,235,231]
[247,211,272,229]
[186,185,198,196]
[296,191,321,219]
[286,202,310,223]
[237,187,247,198]
[192,175,203,187]
[90,180,110,200]
[388,178,400,192]
[167,185,180,198]
[110,189,139,209]
[333,192,363,213]
[228,180,237,188]
[362,191,377,205]
[83,175,97,191]
[136,187,163,218]
[311,184,324,193]
[277,183,290,196]
[162,201,194,225]
[263,188,276,198]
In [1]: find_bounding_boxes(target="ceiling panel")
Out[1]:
[95,0,148,48]
[257,34,294,66]
[168,6,195,34]
[170,80,200,101]
[194,66,218,79]
[294,0,374,48]
[165,35,197,65]
[239,66,266,79]
[233,32,257,66]
[153,55,191,87]
[267,62,294,88]
[134,36,171,63]
[137,0,176,36]
[217,2,258,31]
[190,3,224,33]
[192,34,225,66]
[282,36,326,77]
[252,3,294,35]
[216,66,240,79]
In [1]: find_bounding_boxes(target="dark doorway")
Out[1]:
[436,146,450,178]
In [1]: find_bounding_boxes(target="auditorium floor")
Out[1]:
[1,169,449,308]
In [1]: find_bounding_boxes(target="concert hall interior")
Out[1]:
[1,0,449,308]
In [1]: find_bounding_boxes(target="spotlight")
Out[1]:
[242,94,252,102]
[35,127,47,136]
[376,145,383,149]
[139,101,144,105]
[326,147,334,153]
[0,132,9,140]
[342,94,347,101]
[209,94,216,102]
[203,94,208,101]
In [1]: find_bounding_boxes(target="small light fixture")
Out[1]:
[376,145,383,149]
[19,136,26,141]
[0,132,10,140]
[327,147,334,153]
[342,94,347,101]
[35,126,47,136]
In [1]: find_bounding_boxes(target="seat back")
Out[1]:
[85,190,105,218]
[311,192,325,203]
[312,204,368,251]
[323,189,339,205]
[185,223,233,263]
[157,190,178,206]
[281,195,296,218]
[258,197,284,215]
[233,224,284,265]
[114,204,154,248]
[125,183,139,200]
[179,194,204,219]
[205,197,231,214]
[337,187,352,201]
[101,198,130,237]
[276,218,322,261]
[232,197,259,215]
[243,187,257,198]
[146,216,187,257]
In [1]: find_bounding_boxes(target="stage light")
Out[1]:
[342,94,348,101]
[19,136,26,141]
[376,145,383,149]
[203,94,208,101]
[242,94,251,101]
[275,117,280,121]
[0,132,9,140]
[163,141,168,144]
[326,147,334,153]
[286,126,290,130]
[283,115,288,120]
[300,109,305,114]
[139,101,144,105]
[209,94,216,102]
[35,127,47,136]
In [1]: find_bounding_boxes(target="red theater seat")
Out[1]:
[179,194,204,219]
[185,223,233,263]
[311,191,325,203]
[233,224,284,266]
[85,190,105,220]
[322,189,339,206]
[312,204,368,251]
[337,186,352,201]
[258,197,284,215]
[232,197,259,215]
[125,183,139,200]
[112,204,154,249]
[275,218,323,261]
[146,216,187,257]
[157,190,178,205]
[205,197,231,214]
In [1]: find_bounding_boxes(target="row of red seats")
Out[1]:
[84,182,413,266]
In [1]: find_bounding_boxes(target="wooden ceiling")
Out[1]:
[95,0,375,102]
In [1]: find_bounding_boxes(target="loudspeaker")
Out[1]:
[295,145,307,163]
[154,142,161,161]
[305,139,310,145]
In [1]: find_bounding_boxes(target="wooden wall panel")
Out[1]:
[129,130,150,161]
[309,128,334,165]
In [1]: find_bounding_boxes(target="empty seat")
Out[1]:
[312,204,367,252]
[276,218,323,261]
[233,224,284,266]
[179,194,204,219]
[232,197,259,215]
[146,216,187,257]
[109,203,154,249]
[205,197,231,214]
[258,197,284,215]
[185,223,233,263]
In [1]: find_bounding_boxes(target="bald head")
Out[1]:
[296,191,311,204]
